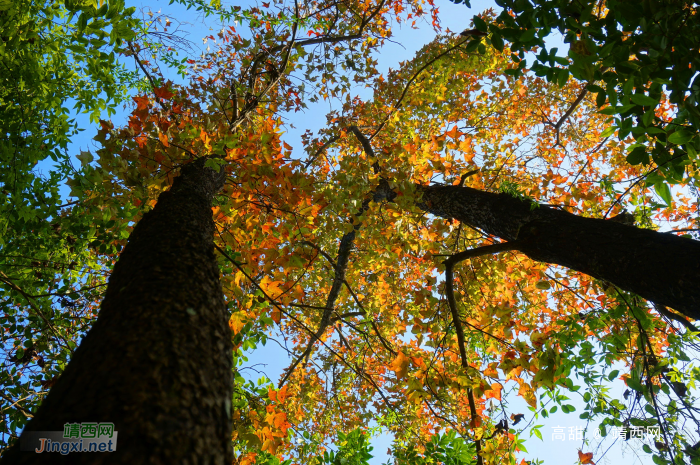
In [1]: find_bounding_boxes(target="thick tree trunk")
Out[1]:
[2,159,233,464]
[417,185,700,320]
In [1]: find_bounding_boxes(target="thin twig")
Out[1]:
[213,244,399,416]
[304,135,340,169]
[128,41,163,107]
[0,272,74,355]
[554,88,588,132]
[370,38,469,140]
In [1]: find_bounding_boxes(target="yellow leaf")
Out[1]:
[228,312,245,334]
[518,381,537,408]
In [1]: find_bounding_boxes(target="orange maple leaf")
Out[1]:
[158,131,169,147]
[391,352,410,379]
[484,383,503,401]
[578,450,595,464]
[153,85,175,100]
[445,125,460,139]
[200,129,211,146]
[132,95,150,110]
[277,384,289,403]
[128,116,142,133]
[228,312,245,334]
[517,381,537,408]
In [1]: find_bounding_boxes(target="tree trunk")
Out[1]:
[2,158,233,464]
[417,184,700,320]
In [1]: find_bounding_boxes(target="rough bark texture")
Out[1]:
[2,158,233,464]
[417,184,700,320]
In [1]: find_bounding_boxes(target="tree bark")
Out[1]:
[417,184,700,320]
[2,158,233,464]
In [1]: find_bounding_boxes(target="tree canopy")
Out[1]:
[456,0,700,192]
[0,0,139,444]
[1,1,700,465]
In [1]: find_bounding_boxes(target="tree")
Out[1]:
[280,34,700,462]
[2,2,699,465]
[454,0,700,189]
[1,0,437,462]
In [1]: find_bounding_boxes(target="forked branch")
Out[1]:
[443,241,522,465]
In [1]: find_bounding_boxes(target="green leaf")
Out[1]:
[67,44,87,54]
[599,106,619,115]
[516,440,528,453]
[668,130,693,145]
[76,151,94,167]
[465,39,480,53]
[626,146,649,165]
[473,15,487,32]
[654,181,673,206]
[77,12,88,32]
[630,94,658,106]
[535,281,551,290]
[113,22,136,41]
[557,68,569,87]
[608,370,619,381]
[520,28,537,42]
[490,33,504,52]
[645,404,657,416]
[627,376,644,393]
[601,126,616,138]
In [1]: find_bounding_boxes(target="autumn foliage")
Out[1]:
[2,1,700,465]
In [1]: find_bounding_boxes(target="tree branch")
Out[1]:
[554,87,587,132]
[653,303,699,332]
[370,38,469,140]
[442,241,522,465]
[0,272,74,355]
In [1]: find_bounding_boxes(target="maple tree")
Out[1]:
[2,2,700,465]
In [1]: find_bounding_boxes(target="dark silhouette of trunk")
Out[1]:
[417,184,700,320]
[2,158,233,464]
